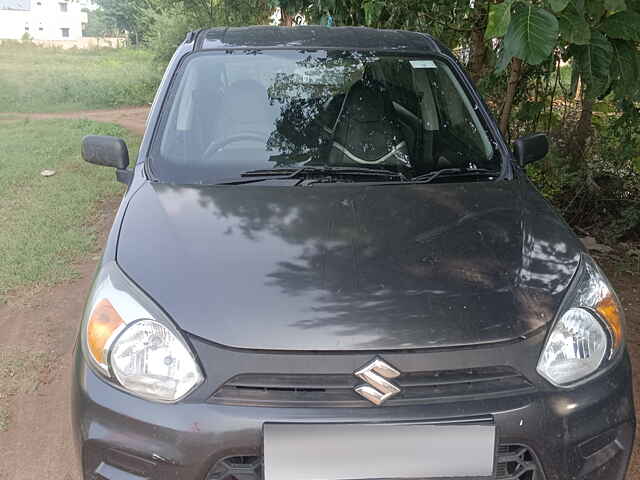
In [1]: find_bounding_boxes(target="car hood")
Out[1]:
[116,180,582,351]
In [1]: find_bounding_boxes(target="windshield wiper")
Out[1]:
[214,167,319,185]
[243,166,406,179]
[409,167,497,184]
[217,167,494,186]
[215,166,407,185]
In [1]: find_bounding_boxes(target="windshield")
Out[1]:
[149,50,500,184]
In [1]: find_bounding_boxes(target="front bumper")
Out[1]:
[71,336,636,480]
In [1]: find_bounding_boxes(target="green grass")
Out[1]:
[0,118,140,300]
[0,42,162,113]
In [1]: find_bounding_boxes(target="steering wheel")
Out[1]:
[203,133,266,161]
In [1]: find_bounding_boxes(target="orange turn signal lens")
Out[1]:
[87,298,124,365]
[596,294,624,350]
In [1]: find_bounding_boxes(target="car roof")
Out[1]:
[197,26,442,54]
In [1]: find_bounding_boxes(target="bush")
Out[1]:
[144,6,199,63]
[526,102,640,244]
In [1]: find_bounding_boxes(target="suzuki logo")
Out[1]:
[354,357,401,406]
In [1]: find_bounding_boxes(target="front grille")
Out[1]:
[209,365,535,407]
[206,444,543,480]
[206,456,262,480]
[496,445,545,480]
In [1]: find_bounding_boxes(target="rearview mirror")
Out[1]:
[82,135,129,170]
[513,133,549,167]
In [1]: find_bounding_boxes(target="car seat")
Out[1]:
[320,67,411,169]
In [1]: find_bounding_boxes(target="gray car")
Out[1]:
[73,26,635,480]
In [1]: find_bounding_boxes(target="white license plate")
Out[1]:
[264,422,496,480]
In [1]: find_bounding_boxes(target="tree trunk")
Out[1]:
[469,28,488,83]
[574,77,582,101]
[281,9,294,26]
[568,96,594,166]
[468,0,489,84]
[499,57,523,137]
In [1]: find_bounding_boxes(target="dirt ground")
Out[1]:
[0,106,150,136]
[0,107,639,479]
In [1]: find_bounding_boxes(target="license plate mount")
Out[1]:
[263,421,496,480]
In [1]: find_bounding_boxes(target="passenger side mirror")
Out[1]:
[82,135,130,170]
[82,135,132,184]
[513,133,549,167]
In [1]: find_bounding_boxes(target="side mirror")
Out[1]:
[513,133,549,167]
[82,135,129,170]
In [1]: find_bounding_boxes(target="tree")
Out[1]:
[484,0,640,146]
[83,9,118,37]
[95,0,154,45]
[144,0,272,60]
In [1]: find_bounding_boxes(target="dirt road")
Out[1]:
[0,107,639,479]
[0,106,150,136]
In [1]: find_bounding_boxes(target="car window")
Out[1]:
[149,50,499,184]
[430,65,493,165]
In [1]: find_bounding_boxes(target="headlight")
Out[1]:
[537,254,625,387]
[81,262,204,402]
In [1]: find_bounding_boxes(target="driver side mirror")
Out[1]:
[513,133,549,167]
[82,135,132,184]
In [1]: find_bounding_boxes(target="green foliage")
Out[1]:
[94,0,152,44]
[548,0,570,12]
[497,3,559,71]
[485,0,640,104]
[600,11,640,41]
[156,0,271,25]
[485,0,513,39]
[83,10,119,37]
[568,31,613,98]
[363,0,384,26]
[523,95,640,243]
[606,101,640,170]
[0,43,161,112]
[558,1,590,45]
[142,0,271,60]
[144,5,203,62]
[610,39,640,98]
[604,0,627,11]
[216,0,272,25]
[581,104,640,241]
[516,101,545,123]
[586,0,606,21]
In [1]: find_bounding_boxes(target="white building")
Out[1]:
[0,0,85,41]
